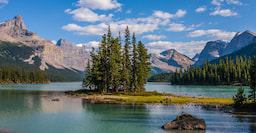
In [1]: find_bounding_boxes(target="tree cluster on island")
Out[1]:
[0,66,50,84]
[83,26,151,93]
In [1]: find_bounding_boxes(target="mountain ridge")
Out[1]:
[149,49,194,74]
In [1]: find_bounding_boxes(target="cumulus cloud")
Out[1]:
[146,40,208,58]
[152,9,186,19]
[65,8,113,22]
[166,23,191,32]
[210,7,238,17]
[63,8,189,36]
[126,10,132,14]
[211,0,224,6]
[76,0,122,10]
[62,22,158,36]
[0,0,8,4]
[226,0,243,5]
[142,35,166,40]
[196,6,207,13]
[187,29,236,40]
[166,23,202,32]
[211,0,243,6]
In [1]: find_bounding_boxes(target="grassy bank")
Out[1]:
[66,90,233,105]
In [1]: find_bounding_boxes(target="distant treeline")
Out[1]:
[171,56,253,85]
[0,66,50,84]
[148,73,172,82]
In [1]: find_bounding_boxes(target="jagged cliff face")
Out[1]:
[222,30,256,56]
[56,39,90,71]
[150,49,194,72]
[0,15,66,70]
[196,40,226,65]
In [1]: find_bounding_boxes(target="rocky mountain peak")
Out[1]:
[0,15,27,31]
[56,38,90,71]
[56,39,73,47]
[222,30,256,56]
[150,49,194,74]
[195,40,226,65]
[245,30,256,36]
[160,49,177,58]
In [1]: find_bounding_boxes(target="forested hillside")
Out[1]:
[171,56,252,85]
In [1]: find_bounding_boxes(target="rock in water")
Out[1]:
[162,113,206,130]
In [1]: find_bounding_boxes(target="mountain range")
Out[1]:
[0,15,90,81]
[0,15,256,78]
[194,30,256,65]
[150,30,256,73]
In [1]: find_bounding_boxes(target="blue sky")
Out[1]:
[0,0,255,58]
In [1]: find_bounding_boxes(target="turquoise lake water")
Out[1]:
[0,82,255,133]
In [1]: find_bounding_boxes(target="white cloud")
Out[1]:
[211,0,243,6]
[62,22,158,36]
[211,0,224,6]
[126,10,132,14]
[65,8,113,22]
[51,40,57,44]
[76,0,122,10]
[166,23,201,32]
[62,23,107,35]
[187,29,236,40]
[226,0,243,5]
[166,23,189,32]
[210,7,238,17]
[142,35,166,40]
[175,9,187,18]
[63,9,188,36]
[196,6,207,13]
[153,9,186,19]
[146,40,208,58]
[0,0,8,4]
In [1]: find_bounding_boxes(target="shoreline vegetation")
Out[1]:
[66,89,233,107]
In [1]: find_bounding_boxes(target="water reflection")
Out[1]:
[0,83,256,133]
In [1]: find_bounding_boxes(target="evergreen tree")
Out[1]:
[233,86,247,107]
[83,60,92,90]
[131,33,138,92]
[123,26,132,91]
[249,56,256,103]
[137,41,151,91]
[109,38,122,92]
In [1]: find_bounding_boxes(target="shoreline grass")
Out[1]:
[66,89,233,105]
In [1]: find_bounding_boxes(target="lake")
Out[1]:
[0,82,255,133]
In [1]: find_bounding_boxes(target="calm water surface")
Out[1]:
[0,82,255,133]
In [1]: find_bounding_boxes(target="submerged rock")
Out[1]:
[0,129,11,133]
[51,98,60,101]
[162,113,206,130]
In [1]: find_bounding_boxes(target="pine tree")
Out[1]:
[131,33,138,92]
[99,34,109,93]
[249,56,256,103]
[137,41,151,91]
[90,47,101,91]
[109,38,122,92]
[83,60,92,90]
[123,26,132,91]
